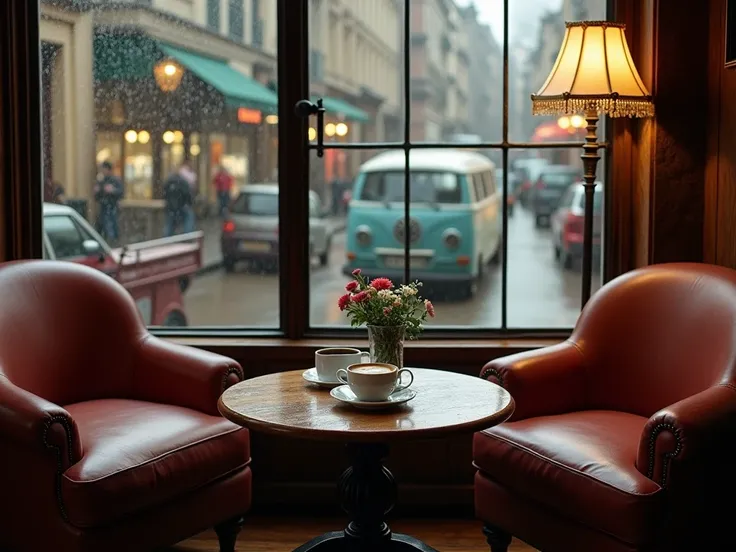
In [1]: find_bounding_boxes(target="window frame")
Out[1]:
[291,0,615,340]
[2,0,626,342]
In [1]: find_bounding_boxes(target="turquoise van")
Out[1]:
[343,149,501,298]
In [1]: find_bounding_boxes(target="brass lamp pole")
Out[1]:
[531,21,654,308]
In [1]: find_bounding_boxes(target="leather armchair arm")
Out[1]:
[480,341,586,421]
[132,335,244,416]
[637,383,736,488]
[0,375,82,470]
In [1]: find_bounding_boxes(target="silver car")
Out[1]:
[221,183,330,272]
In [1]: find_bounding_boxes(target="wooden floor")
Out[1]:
[170,518,535,551]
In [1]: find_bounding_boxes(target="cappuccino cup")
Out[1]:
[336,363,414,402]
[315,347,370,382]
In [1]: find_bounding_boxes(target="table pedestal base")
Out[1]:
[293,531,439,551]
[293,443,439,552]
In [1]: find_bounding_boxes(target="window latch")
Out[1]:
[294,99,326,157]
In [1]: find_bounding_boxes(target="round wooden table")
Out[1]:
[219,368,514,552]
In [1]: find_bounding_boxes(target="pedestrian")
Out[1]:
[163,162,195,237]
[93,161,124,242]
[212,165,234,218]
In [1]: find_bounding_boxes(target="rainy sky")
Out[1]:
[456,0,563,45]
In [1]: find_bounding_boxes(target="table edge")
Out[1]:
[217,394,516,442]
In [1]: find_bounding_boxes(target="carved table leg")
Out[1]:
[293,443,439,552]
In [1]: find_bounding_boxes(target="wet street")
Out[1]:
[185,208,602,329]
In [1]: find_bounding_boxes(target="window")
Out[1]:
[228,0,244,41]
[45,216,86,259]
[207,0,221,32]
[309,0,609,332]
[39,0,610,337]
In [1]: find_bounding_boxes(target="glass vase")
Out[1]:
[367,325,406,369]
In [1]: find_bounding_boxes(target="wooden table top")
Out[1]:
[218,368,514,442]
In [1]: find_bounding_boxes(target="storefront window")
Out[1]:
[123,131,154,200]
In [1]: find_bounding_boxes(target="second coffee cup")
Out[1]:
[315,347,370,382]
[336,363,414,401]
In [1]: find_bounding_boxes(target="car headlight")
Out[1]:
[356,225,372,246]
[442,228,462,249]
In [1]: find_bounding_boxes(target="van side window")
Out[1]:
[483,171,497,196]
[472,173,486,202]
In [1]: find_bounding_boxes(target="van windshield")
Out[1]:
[358,171,462,204]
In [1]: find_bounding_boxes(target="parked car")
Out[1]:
[221,184,331,272]
[343,149,501,299]
[42,202,203,326]
[550,182,603,269]
[528,165,582,228]
[495,168,519,217]
[511,158,549,207]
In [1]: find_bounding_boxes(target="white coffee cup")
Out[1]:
[336,363,414,402]
[315,347,370,382]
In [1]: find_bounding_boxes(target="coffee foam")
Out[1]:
[352,365,394,374]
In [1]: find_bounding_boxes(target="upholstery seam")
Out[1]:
[477,430,663,498]
[479,366,503,387]
[646,423,683,488]
[66,460,252,529]
[222,365,245,391]
[62,425,247,484]
[42,415,75,521]
[475,471,649,548]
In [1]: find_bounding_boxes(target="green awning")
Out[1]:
[317,96,370,123]
[159,44,278,113]
[93,34,277,113]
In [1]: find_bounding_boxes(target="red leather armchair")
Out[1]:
[0,261,251,552]
[474,263,736,552]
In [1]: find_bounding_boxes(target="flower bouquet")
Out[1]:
[338,269,435,368]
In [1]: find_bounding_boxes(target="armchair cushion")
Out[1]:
[474,411,664,546]
[61,399,250,528]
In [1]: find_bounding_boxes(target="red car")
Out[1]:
[43,203,203,326]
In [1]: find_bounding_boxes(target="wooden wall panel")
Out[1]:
[643,0,707,264]
[705,0,736,269]
[705,0,736,268]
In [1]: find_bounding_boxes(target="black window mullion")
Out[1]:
[500,0,510,330]
[403,0,411,286]
[277,0,310,339]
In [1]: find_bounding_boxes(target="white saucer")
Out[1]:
[330,385,417,410]
[302,367,342,389]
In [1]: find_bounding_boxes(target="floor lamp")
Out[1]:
[531,21,654,308]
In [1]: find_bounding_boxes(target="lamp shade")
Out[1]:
[532,21,654,118]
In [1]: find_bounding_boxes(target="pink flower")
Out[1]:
[370,277,394,291]
[338,293,352,311]
[346,281,359,292]
[425,299,435,318]
[352,291,369,303]
[352,268,362,276]
[383,307,392,316]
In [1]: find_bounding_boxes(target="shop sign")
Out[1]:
[237,107,263,125]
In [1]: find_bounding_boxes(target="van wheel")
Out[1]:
[163,311,187,327]
[224,256,236,273]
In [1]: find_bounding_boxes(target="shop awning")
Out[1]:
[317,96,370,123]
[93,34,277,113]
[159,44,278,113]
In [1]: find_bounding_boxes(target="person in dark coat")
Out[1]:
[163,163,195,237]
[93,161,124,241]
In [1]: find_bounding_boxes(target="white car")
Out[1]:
[221,183,331,272]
